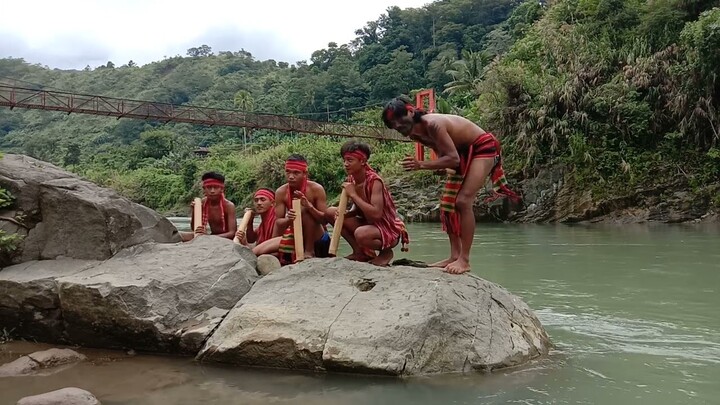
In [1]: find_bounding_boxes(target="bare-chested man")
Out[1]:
[234,188,280,256]
[327,140,409,266]
[382,97,520,274]
[180,171,237,242]
[273,154,331,265]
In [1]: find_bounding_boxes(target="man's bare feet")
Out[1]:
[444,258,471,274]
[429,257,456,268]
[345,252,374,262]
[369,249,393,267]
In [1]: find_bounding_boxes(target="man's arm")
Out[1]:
[350,181,384,222]
[245,211,258,243]
[217,202,238,239]
[274,186,292,236]
[305,184,329,224]
[417,121,460,170]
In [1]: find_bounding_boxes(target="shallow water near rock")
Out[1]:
[2,222,719,404]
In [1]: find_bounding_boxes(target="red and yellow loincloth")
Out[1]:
[439,132,521,235]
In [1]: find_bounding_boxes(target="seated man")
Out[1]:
[180,171,237,242]
[273,154,331,265]
[328,140,409,266]
[234,188,281,256]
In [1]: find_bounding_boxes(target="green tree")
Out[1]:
[444,50,492,97]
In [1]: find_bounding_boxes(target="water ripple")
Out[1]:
[536,308,720,364]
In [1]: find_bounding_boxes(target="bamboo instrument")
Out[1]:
[292,198,304,261]
[329,189,348,256]
[233,209,254,244]
[192,197,203,234]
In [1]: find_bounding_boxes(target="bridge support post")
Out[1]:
[414,89,436,162]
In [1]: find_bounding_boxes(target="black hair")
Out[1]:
[381,97,427,128]
[201,171,225,183]
[286,154,307,162]
[340,139,372,159]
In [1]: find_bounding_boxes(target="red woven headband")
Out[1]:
[385,104,413,120]
[343,150,368,161]
[285,161,308,172]
[254,189,275,201]
[202,179,224,188]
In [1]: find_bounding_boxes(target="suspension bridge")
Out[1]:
[0,84,445,160]
[0,84,410,142]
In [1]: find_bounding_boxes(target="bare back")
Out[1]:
[413,114,486,150]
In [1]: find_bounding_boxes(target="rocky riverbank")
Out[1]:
[388,166,719,225]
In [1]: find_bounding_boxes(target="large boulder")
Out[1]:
[197,258,551,376]
[0,154,180,267]
[0,237,259,353]
[0,259,98,342]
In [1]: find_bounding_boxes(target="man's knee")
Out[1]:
[455,195,475,211]
[354,227,370,245]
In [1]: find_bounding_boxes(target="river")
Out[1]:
[1,221,719,404]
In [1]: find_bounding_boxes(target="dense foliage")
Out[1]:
[0,0,717,214]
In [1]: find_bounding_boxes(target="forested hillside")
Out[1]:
[0,0,718,216]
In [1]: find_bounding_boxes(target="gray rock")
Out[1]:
[0,348,85,377]
[0,259,99,342]
[0,237,258,353]
[57,237,258,353]
[0,154,180,267]
[256,254,281,275]
[57,236,258,354]
[16,387,101,405]
[197,258,551,376]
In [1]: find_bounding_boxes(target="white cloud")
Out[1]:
[1,0,430,69]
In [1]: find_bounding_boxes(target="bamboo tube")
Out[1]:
[329,189,348,256]
[193,197,203,234]
[233,209,254,244]
[292,198,304,261]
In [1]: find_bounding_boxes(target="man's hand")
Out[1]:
[293,190,313,209]
[194,225,206,235]
[401,155,421,171]
[342,181,358,199]
[286,208,297,221]
[235,229,245,241]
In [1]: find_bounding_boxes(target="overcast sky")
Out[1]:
[1,0,430,70]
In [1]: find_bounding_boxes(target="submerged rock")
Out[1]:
[197,258,551,376]
[16,387,101,405]
[0,348,86,377]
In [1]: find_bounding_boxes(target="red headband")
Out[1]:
[254,189,275,201]
[385,104,414,120]
[285,160,308,172]
[343,150,368,161]
[202,179,225,188]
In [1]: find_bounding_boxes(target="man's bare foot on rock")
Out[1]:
[369,249,393,267]
[444,258,471,274]
[345,252,374,262]
[429,257,456,268]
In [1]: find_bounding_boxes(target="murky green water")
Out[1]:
[2,222,719,404]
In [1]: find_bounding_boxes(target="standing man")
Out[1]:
[382,97,520,274]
